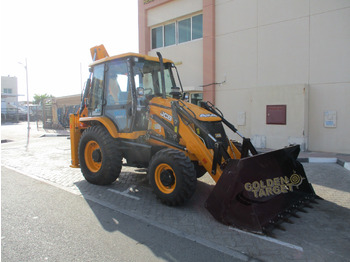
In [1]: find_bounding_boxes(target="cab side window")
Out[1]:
[105,61,130,106]
[89,64,104,116]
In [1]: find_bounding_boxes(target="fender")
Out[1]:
[79,116,146,139]
[80,116,119,138]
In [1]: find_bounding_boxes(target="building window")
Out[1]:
[3,88,12,94]
[192,14,203,40]
[152,26,163,49]
[178,18,191,43]
[164,23,175,46]
[151,14,203,49]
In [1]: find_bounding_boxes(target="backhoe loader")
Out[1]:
[70,45,318,234]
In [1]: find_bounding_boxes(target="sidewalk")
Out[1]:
[2,121,349,171]
[258,147,350,171]
[299,151,350,171]
[1,121,69,143]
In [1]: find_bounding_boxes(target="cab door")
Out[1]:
[88,64,105,116]
[104,59,134,132]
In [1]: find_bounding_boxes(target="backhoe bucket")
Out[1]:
[205,145,318,234]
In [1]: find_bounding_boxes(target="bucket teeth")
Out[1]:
[297,207,308,213]
[304,203,313,209]
[285,209,301,218]
[283,218,294,224]
[310,199,319,204]
[292,213,301,218]
[275,224,286,231]
[265,230,276,238]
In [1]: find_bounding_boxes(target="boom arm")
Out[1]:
[170,101,235,183]
[201,101,258,157]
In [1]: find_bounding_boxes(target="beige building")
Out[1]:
[50,94,80,128]
[138,0,350,154]
[1,76,18,103]
[1,76,25,121]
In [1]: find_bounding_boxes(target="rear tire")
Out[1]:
[148,148,197,206]
[79,125,122,185]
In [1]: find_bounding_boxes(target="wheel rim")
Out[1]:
[84,140,102,172]
[154,163,176,194]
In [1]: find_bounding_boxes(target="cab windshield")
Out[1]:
[132,59,182,98]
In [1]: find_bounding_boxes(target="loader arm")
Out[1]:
[170,101,233,183]
[201,101,258,158]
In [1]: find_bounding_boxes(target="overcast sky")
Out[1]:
[1,0,138,101]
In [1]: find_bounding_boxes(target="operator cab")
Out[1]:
[87,54,183,133]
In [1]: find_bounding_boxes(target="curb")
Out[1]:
[40,134,70,137]
[298,157,350,171]
[337,159,350,171]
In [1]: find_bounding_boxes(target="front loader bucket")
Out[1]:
[205,145,318,234]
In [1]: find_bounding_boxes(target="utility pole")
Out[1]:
[19,58,30,150]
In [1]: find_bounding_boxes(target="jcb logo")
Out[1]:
[160,111,172,122]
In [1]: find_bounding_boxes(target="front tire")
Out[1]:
[192,161,207,178]
[148,148,197,206]
[79,125,122,185]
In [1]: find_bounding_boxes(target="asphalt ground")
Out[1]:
[1,122,350,261]
[2,167,241,262]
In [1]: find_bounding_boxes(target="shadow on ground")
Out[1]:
[74,172,236,261]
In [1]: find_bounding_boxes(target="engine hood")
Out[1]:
[149,97,222,122]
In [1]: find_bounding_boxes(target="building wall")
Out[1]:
[138,0,350,153]
[146,0,202,27]
[54,94,81,108]
[148,40,203,91]
[142,0,204,90]
[216,0,350,153]
[51,94,81,128]
[1,76,18,103]
[308,5,350,153]
[139,0,215,101]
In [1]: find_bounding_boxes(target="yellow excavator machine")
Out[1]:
[70,45,319,234]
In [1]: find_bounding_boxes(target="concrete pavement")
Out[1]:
[1,122,350,261]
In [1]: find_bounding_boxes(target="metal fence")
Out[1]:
[57,105,79,128]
